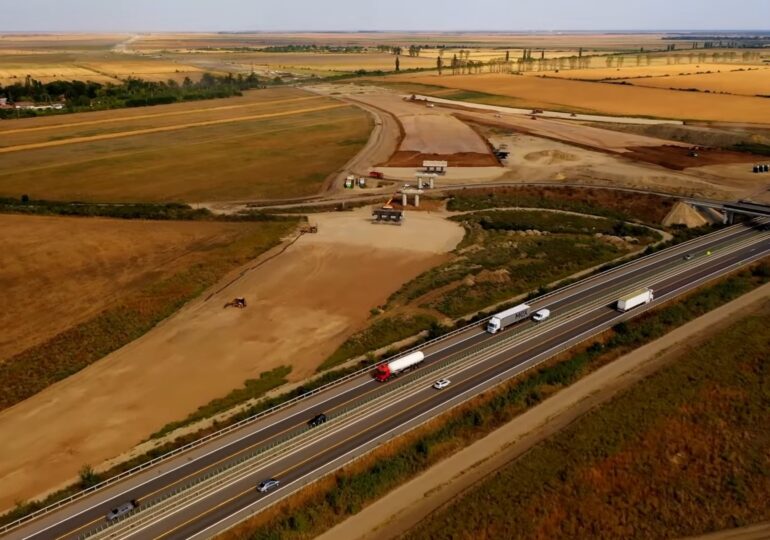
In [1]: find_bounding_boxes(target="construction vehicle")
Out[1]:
[344,175,355,189]
[616,288,653,312]
[374,351,425,382]
[357,177,367,188]
[486,303,530,334]
[369,171,384,179]
[224,297,247,309]
[301,224,318,234]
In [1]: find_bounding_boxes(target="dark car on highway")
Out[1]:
[308,413,327,427]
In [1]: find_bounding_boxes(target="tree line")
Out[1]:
[0,72,267,119]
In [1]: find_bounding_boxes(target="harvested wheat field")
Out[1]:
[619,67,770,97]
[394,73,770,123]
[0,214,287,363]
[0,207,462,509]
[0,87,372,202]
[531,63,765,81]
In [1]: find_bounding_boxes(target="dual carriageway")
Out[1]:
[4,218,770,540]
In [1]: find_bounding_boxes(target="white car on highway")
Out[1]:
[433,379,451,390]
[106,500,138,521]
[532,309,551,322]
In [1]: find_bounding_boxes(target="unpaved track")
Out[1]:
[0,104,346,154]
[319,282,770,540]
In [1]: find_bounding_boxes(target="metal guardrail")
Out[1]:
[82,230,770,539]
[0,222,754,536]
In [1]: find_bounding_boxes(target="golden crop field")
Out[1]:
[393,72,770,123]
[525,62,762,80]
[0,52,208,85]
[129,32,684,51]
[0,87,372,202]
[619,67,770,97]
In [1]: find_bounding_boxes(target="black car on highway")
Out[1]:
[308,413,327,427]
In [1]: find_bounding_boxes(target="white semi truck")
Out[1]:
[486,303,531,334]
[616,288,654,312]
[374,351,425,382]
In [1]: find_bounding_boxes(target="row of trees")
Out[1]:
[0,72,266,118]
[428,49,766,76]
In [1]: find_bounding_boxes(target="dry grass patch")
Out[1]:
[0,88,372,202]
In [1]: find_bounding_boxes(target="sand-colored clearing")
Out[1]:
[0,208,462,509]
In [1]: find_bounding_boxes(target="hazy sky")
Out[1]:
[2,0,769,32]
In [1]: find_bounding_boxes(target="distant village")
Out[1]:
[0,96,65,111]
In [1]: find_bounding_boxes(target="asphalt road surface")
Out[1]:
[7,220,769,540]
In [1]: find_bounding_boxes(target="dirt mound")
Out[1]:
[623,145,757,171]
[524,149,579,164]
[386,151,500,167]
[662,202,709,228]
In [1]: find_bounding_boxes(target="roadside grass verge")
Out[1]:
[215,259,770,540]
[0,220,297,413]
[0,197,299,222]
[318,314,437,372]
[406,291,770,539]
[446,185,675,226]
[389,208,656,319]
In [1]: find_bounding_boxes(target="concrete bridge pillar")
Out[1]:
[402,193,408,207]
[414,194,420,207]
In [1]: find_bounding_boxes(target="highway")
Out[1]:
[5,220,770,540]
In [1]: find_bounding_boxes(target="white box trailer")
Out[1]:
[616,288,654,312]
[486,303,530,334]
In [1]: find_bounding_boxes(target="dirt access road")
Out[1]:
[0,208,463,511]
[319,281,770,540]
[310,84,497,168]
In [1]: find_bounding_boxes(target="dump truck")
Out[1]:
[374,351,425,382]
[616,288,654,312]
[486,303,531,334]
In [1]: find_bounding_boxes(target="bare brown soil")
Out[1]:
[623,145,758,171]
[386,151,499,167]
[0,208,463,510]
